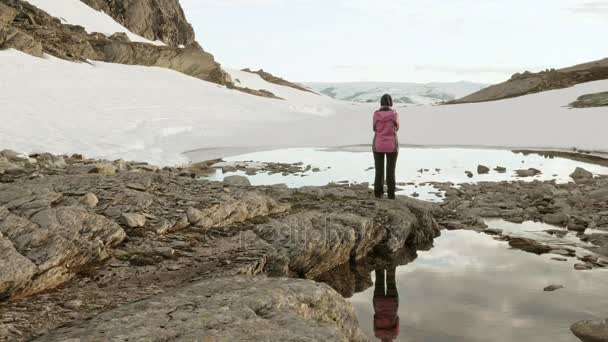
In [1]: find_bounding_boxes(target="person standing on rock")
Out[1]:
[373,267,400,341]
[373,94,400,199]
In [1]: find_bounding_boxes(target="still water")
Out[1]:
[203,147,608,341]
[205,147,608,202]
[349,228,608,342]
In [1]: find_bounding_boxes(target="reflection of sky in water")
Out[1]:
[350,230,608,342]
[206,148,608,202]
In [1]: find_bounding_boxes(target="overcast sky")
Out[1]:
[180,0,607,84]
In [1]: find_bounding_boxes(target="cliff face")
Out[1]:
[0,0,231,86]
[80,0,195,47]
[452,58,608,104]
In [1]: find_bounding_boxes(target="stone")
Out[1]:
[551,257,568,262]
[477,165,490,174]
[0,149,23,161]
[550,249,574,257]
[570,167,594,181]
[465,171,474,178]
[571,318,608,342]
[515,168,542,177]
[543,284,564,292]
[508,237,552,255]
[186,207,204,224]
[90,163,117,176]
[574,263,593,271]
[543,213,569,226]
[80,193,99,208]
[31,276,367,342]
[63,299,84,310]
[589,189,608,202]
[223,175,251,187]
[121,213,147,228]
[494,166,507,173]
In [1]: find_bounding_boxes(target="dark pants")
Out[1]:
[374,268,398,298]
[374,152,398,199]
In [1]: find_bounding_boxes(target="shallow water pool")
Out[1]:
[205,147,608,202]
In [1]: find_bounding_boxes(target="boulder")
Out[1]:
[223,175,251,186]
[589,189,608,202]
[509,237,553,255]
[477,165,490,174]
[90,163,117,176]
[543,213,569,226]
[80,193,99,208]
[571,167,594,181]
[121,213,146,228]
[0,205,126,298]
[543,284,564,292]
[571,318,608,342]
[32,276,367,342]
[494,166,507,173]
[109,32,130,43]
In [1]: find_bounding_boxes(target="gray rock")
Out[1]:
[543,213,569,226]
[80,193,99,208]
[32,276,367,342]
[122,213,147,228]
[186,207,204,224]
[589,188,608,201]
[223,175,251,187]
[571,167,594,181]
[477,165,490,174]
[109,32,130,43]
[0,3,18,28]
[571,318,608,342]
[465,171,474,178]
[494,166,507,173]
[544,284,564,292]
[515,168,542,177]
[575,263,594,271]
[0,204,125,298]
[90,163,117,176]
[551,257,568,262]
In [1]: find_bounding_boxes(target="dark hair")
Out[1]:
[380,94,393,107]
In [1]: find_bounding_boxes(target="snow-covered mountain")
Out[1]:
[305,82,489,105]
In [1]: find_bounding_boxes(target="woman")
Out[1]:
[373,94,400,199]
[373,267,400,341]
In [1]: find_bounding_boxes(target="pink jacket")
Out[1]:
[373,108,400,153]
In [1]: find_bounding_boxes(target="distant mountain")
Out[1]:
[451,58,608,104]
[304,81,489,105]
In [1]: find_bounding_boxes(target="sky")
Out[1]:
[180,0,608,84]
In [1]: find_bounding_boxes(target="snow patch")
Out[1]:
[1,49,608,166]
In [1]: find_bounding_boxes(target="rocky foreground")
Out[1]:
[2,149,608,341]
[0,150,439,341]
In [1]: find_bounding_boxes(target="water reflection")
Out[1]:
[334,230,608,342]
[373,267,400,342]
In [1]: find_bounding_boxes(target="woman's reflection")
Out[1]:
[373,267,400,341]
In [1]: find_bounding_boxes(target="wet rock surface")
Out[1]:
[571,318,608,342]
[0,150,439,341]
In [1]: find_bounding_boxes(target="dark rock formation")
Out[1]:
[570,92,608,108]
[451,58,608,104]
[242,68,318,95]
[0,0,231,85]
[80,0,195,47]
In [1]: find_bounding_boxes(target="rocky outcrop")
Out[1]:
[32,276,367,342]
[0,150,440,340]
[570,92,608,108]
[451,58,608,103]
[242,68,319,94]
[80,0,195,47]
[0,0,231,85]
